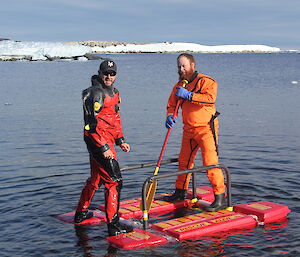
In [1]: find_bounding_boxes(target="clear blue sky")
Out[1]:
[1,0,299,50]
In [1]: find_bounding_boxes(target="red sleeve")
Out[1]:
[114,93,126,145]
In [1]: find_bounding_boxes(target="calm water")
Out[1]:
[0,53,299,257]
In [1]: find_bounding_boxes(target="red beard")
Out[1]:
[178,69,194,81]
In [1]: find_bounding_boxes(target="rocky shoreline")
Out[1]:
[66,40,125,47]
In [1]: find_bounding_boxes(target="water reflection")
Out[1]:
[103,246,119,257]
[178,239,225,257]
[177,228,255,257]
[74,226,94,256]
[74,225,119,257]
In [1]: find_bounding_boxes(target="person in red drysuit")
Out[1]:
[74,59,133,236]
[163,53,227,212]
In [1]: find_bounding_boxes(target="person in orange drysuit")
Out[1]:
[163,53,227,212]
[74,59,133,236]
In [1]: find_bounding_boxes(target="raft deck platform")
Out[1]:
[56,161,291,250]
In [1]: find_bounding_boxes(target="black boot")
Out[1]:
[162,189,186,202]
[74,210,93,223]
[203,193,227,212]
[107,219,133,237]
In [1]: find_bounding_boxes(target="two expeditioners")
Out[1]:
[74,54,227,236]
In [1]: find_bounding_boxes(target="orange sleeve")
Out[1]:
[191,78,217,105]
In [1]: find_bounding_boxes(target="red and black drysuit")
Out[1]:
[76,75,126,224]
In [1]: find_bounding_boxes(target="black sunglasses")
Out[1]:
[103,71,116,76]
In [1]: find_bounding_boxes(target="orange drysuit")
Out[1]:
[167,73,225,195]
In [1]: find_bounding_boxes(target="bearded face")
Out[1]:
[99,71,116,87]
[177,56,196,81]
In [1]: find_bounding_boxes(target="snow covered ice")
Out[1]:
[0,40,283,61]
[91,42,281,54]
[0,41,90,61]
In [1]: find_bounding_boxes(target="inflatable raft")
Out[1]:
[56,161,291,250]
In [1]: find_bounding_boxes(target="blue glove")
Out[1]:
[165,114,177,129]
[175,87,193,101]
